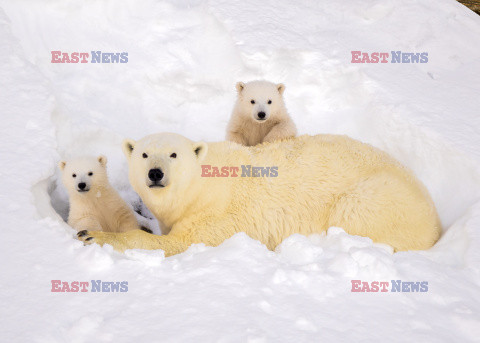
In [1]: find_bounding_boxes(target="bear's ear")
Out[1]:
[122,139,136,159]
[236,82,245,94]
[277,83,285,95]
[193,141,208,161]
[97,155,107,167]
[58,160,66,171]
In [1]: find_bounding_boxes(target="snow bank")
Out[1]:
[0,0,479,341]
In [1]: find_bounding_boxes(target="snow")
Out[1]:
[0,0,480,341]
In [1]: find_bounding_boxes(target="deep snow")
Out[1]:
[0,0,480,342]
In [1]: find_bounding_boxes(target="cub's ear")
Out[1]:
[58,160,66,171]
[277,83,285,95]
[122,139,136,158]
[193,141,208,161]
[236,82,245,94]
[97,155,107,167]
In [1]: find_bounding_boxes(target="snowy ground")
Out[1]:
[1,0,480,342]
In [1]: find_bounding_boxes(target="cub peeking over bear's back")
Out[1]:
[59,155,139,233]
[226,80,297,146]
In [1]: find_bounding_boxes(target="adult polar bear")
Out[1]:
[78,133,441,255]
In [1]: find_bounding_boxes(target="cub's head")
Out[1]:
[58,156,108,195]
[235,80,286,122]
[122,133,207,200]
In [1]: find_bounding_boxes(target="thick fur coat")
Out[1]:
[226,80,297,146]
[78,133,441,255]
[60,156,139,233]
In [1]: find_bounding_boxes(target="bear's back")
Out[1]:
[200,134,438,251]
[206,134,406,187]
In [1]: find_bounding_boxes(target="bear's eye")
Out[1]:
[72,174,76,178]
[88,172,93,176]
[170,153,177,158]
[142,153,148,158]
[268,100,272,104]
[250,100,255,104]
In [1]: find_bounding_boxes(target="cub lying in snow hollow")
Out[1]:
[59,155,139,233]
[226,80,297,146]
[78,133,441,255]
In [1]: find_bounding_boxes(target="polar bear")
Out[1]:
[226,80,297,146]
[59,155,140,233]
[78,133,441,255]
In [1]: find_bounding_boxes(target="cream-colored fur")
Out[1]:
[60,156,139,233]
[78,134,441,255]
[226,80,297,146]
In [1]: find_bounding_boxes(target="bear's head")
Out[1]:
[59,156,108,196]
[122,133,207,206]
[235,80,286,123]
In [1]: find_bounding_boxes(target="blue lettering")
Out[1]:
[410,53,420,63]
[241,165,251,177]
[391,51,401,63]
[110,282,121,292]
[402,282,411,292]
[102,282,111,292]
[110,53,120,63]
[102,53,111,63]
[120,52,128,63]
[410,282,420,292]
[260,167,270,177]
[91,280,101,292]
[91,51,101,63]
[420,52,428,63]
[391,280,401,292]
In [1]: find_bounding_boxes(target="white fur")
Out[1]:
[78,133,440,255]
[226,80,297,146]
[59,156,139,233]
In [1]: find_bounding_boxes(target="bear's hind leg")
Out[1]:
[327,173,440,251]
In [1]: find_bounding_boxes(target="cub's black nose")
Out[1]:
[78,182,86,190]
[148,168,164,182]
[257,112,266,119]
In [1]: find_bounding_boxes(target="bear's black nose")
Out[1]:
[78,182,86,190]
[148,168,164,182]
[257,112,266,119]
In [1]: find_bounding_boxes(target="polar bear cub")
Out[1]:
[226,80,297,146]
[59,155,139,233]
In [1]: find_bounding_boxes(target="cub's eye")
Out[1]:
[268,100,272,104]
[250,100,255,104]
[72,174,76,178]
[142,153,148,158]
[170,153,177,158]
[88,172,93,176]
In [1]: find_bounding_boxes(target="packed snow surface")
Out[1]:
[1,0,480,342]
